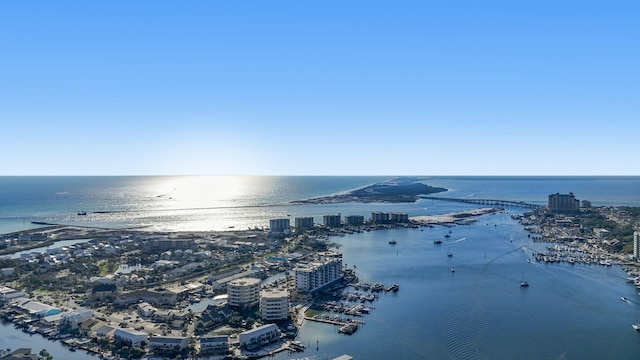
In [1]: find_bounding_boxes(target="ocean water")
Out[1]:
[2,176,640,359]
[2,176,640,234]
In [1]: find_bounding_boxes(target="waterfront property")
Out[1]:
[260,288,289,321]
[548,192,581,213]
[148,335,189,354]
[344,215,364,226]
[269,219,291,236]
[323,214,342,227]
[199,335,230,355]
[294,251,343,292]
[294,217,315,230]
[239,323,281,351]
[15,300,60,317]
[113,328,148,347]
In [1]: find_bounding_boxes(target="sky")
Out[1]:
[1,1,638,176]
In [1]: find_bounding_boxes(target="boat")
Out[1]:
[444,234,451,238]
[339,322,358,335]
[433,240,442,244]
[389,240,397,245]
[633,315,640,331]
[621,296,628,301]
[520,281,529,287]
[447,248,453,257]
[77,211,87,216]
[450,268,455,273]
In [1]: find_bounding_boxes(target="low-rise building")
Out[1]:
[14,300,60,317]
[238,323,281,350]
[0,286,27,302]
[200,335,230,355]
[62,309,93,329]
[148,336,189,353]
[114,328,148,346]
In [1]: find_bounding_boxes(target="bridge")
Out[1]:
[419,196,545,209]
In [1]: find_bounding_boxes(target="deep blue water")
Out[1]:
[274,211,640,359]
[2,176,640,359]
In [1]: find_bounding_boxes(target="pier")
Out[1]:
[420,196,544,209]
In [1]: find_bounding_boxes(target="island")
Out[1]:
[292,178,447,204]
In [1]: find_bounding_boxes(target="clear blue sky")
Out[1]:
[1,1,638,176]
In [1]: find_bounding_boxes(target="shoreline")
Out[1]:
[0,208,505,257]
[410,207,504,225]
[291,179,447,204]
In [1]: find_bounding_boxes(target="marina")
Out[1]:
[271,208,640,360]
[3,176,640,359]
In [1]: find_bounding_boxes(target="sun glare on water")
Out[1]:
[160,176,245,208]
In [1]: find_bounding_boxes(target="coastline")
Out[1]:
[291,179,447,204]
[410,207,503,225]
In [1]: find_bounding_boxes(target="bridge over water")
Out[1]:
[419,196,545,209]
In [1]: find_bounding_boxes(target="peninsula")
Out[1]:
[292,178,447,204]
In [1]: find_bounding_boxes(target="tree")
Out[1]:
[38,349,53,360]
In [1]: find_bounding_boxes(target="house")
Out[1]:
[95,324,117,339]
[194,305,233,334]
[79,318,104,335]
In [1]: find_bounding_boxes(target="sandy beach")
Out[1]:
[410,207,503,225]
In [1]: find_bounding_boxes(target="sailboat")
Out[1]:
[447,248,453,257]
[520,272,529,287]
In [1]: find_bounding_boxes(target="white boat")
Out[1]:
[520,281,529,287]
[621,296,628,301]
[633,316,640,331]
